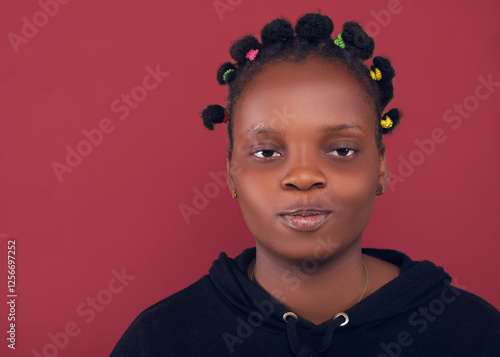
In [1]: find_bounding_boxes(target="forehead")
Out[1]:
[232,57,376,136]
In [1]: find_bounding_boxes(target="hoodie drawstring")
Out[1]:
[284,311,348,357]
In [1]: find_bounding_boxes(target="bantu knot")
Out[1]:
[217,62,237,85]
[371,56,396,108]
[295,13,334,43]
[261,18,294,46]
[229,35,262,66]
[380,108,401,134]
[371,57,395,83]
[201,104,227,131]
[341,21,375,60]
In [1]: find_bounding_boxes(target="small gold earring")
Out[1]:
[375,184,384,196]
[231,189,238,199]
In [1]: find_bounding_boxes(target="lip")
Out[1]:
[280,208,332,216]
[279,210,332,232]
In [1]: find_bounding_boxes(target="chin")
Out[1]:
[261,231,352,263]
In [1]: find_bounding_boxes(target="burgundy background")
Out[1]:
[1,0,499,356]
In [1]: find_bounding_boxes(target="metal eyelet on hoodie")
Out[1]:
[283,311,349,356]
[283,312,298,322]
[334,312,349,326]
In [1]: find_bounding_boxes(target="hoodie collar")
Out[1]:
[209,247,451,354]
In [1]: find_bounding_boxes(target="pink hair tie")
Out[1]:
[245,49,259,61]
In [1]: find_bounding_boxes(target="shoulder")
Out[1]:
[130,274,216,327]
[110,275,220,356]
[412,283,500,351]
[446,286,500,322]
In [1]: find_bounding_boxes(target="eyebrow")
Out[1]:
[244,123,366,136]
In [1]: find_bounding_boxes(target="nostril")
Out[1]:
[281,164,327,191]
[283,181,326,191]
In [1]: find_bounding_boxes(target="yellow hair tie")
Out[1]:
[370,67,382,81]
[380,116,393,129]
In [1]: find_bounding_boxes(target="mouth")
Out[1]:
[279,209,332,232]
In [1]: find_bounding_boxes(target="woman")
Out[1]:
[110,12,500,356]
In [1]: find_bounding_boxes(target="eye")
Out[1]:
[252,149,281,158]
[329,148,357,157]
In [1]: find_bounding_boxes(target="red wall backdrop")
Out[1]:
[1,0,499,356]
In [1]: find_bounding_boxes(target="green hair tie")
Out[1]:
[223,68,235,83]
[334,33,345,49]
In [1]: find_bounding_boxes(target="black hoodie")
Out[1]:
[110,247,500,356]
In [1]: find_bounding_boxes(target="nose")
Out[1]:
[281,151,327,191]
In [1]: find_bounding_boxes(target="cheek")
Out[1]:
[332,162,378,221]
[233,167,276,227]
[338,171,376,199]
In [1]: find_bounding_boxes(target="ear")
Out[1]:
[227,155,235,192]
[378,148,390,192]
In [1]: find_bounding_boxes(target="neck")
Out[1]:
[251,239,368,325]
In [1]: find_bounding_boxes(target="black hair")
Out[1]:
[200,12,402,160]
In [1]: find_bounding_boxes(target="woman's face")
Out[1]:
[227,56,389,261]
